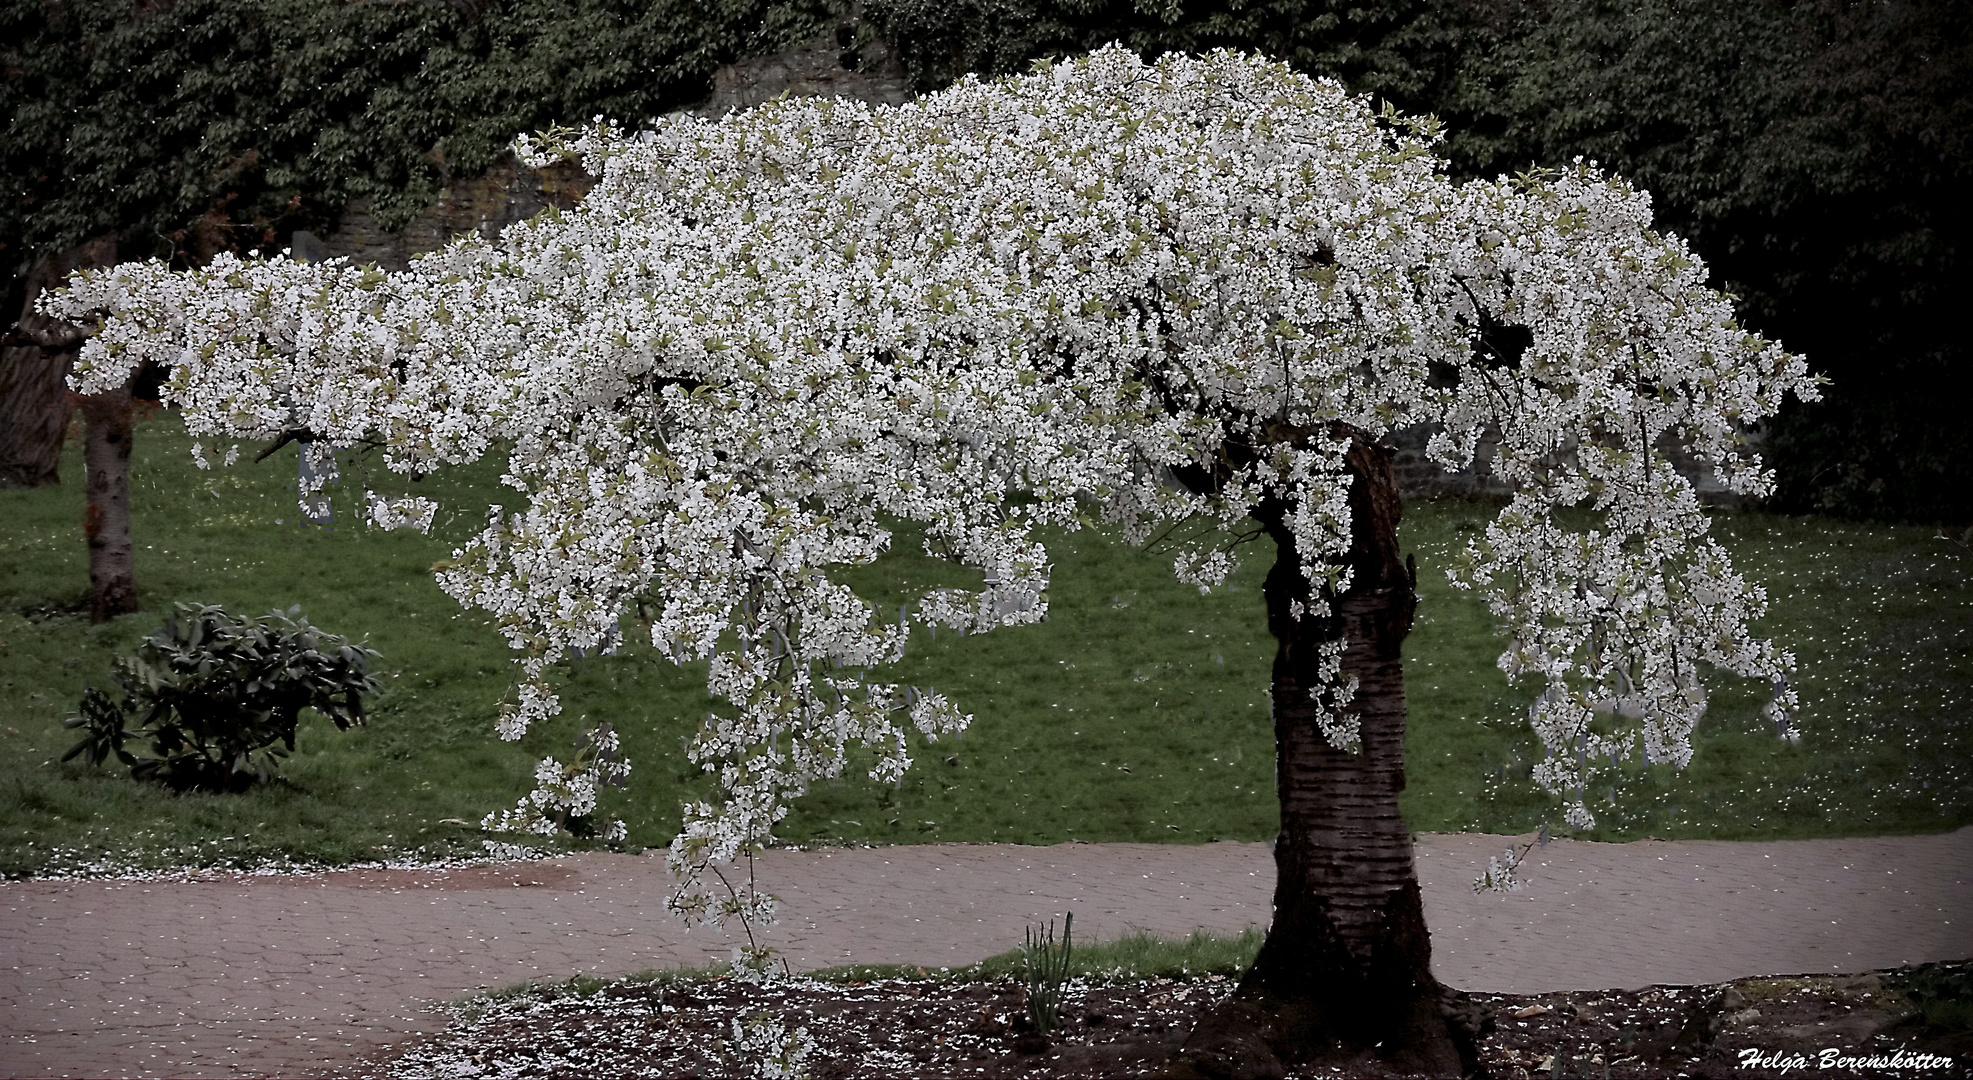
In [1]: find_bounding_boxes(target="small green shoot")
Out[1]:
[1022,911,1074,1034]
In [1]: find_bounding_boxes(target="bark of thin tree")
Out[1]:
[1169,432,1486,1080]
[79,372,139,622]
[0,238,118,488]
[0,237,141,619]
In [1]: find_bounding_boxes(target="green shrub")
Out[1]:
[1888,960,1973,1034]
[62,603,379,792]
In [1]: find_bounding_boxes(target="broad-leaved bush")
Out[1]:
[63,603,379,792]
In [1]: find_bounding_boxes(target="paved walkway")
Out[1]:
[1,829,1968,1079]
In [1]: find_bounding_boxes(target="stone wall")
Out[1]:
[689,30,911,118]
[298,28,910,273]
[290,154,595,272]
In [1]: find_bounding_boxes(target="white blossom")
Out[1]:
[727,1011,817,1079]
[366,492,438,533]
[1472,846,1526,894]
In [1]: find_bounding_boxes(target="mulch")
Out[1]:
[370,963,1972,1079]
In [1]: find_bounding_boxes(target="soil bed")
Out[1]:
[370,964,1971,1079]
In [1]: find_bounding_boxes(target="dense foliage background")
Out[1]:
[0,0,833,314]
[5,0,1965,520]
[1441,0,1970,524]
[868,0,1971,522]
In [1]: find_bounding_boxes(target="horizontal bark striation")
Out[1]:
[1171,431,1479,1080]
[1259,433,1419,979]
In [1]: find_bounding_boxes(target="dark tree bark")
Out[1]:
[1169,432,1485,1080]
[0,332,76,487]
[0,237,140,619]
[0,238,117,488]
[79,372,140,622]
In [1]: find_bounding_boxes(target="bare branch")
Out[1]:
[2,321,86,351]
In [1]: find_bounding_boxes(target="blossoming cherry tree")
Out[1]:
[53,48,1813,1077]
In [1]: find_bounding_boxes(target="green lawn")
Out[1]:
[464,925,1272,1010]
[1,411,1967,877]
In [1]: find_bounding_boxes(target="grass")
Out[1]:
[464,925,1270,1014]
[464,935,1973,1040]
[836,926,1269,985]
[1,410,1968,877]
[1397,508,1973,842]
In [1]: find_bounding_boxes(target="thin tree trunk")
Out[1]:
[0,238,117,488]
[80,375,138,622]
[1170,432,1484,1080]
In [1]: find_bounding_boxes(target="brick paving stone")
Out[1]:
[0,829,1966,1078]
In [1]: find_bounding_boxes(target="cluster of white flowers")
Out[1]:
[365,492,438,533]
[1471,846,1526,894]
[49,48,1814,918]
[727,1011,817,1080]
[481,720,633,839]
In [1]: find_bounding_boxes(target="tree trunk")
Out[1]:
[0,236,139,620]
[0,237,117,488]
[0,335,74,487]
[80,375,139,622]
[1169,432,1485,1080]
